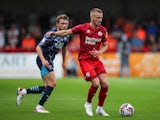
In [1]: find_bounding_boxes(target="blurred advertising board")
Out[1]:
[1,53,160,78]
[65,53,160,77]
[0,53,63,78]
[65,53,120,77]
[130,53,160,77]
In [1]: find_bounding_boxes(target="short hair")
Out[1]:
[90,8,103,16]
[56,14,69,23]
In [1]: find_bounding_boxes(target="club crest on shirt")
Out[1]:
[98,31,102,36]
[86,72,90,77]
[86,29,90,34]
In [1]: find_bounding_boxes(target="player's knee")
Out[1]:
[52,82,56,87]
[48,81,56,87]
[92,81,100,88]
[93,83,99,88]
[101,80,109,88]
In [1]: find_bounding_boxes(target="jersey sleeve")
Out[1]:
[38,34,52,47]
[71,24,83,34]
[38,28,56,47]
[102,29,108,42]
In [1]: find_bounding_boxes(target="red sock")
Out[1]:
[87,86,98,103]
[98,87,108,106]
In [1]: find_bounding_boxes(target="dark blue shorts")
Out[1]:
[36,57,54,77]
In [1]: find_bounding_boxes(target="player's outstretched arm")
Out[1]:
[47,29,72,36]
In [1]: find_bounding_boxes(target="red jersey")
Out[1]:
[71,23,107,59]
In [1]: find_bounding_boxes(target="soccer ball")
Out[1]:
[119,103,134,117]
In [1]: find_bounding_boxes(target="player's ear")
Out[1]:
[105,32,108,38]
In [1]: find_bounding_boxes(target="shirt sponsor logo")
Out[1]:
[85,36,102,45]
[55,40,64,49]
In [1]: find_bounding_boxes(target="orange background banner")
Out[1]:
[65,53,120,77]
[129,53,160,77]
[65,53,160,77]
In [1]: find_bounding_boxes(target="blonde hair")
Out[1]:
[56,14,69,23]
[90,8,103,16]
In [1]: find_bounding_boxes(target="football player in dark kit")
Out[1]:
[16,14,70,113]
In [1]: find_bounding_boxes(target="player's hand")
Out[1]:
[62,62,67,76]
[42,59,50,68]
[46,31,55,37]
[89,48,100,57]
[62,62,66,70]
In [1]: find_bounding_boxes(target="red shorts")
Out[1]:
[79,59,107,81]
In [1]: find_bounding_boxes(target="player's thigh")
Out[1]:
[43,72,56,87]
[98,73,109,88]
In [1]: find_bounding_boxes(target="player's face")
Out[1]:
[56,19,69,30]
[91,12,103,27]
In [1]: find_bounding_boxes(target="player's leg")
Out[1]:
[87,78,100,103]
[16,86,45,106]
[34,71,56,113]
[94,60,109,116]
[95,73,109,116]
[84,77,100,116]
[16,58,46,106]
[79,59,99,116]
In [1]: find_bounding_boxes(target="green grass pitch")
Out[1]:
[0,77,160,120]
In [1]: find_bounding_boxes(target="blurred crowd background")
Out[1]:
[0,0,160,53]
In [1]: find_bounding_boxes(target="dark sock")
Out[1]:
[27,86,45,94]
[98,87,108,106]
[39,86,53,106]
[87,85,98,103]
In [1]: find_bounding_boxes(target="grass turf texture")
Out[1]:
[0,77,160,120]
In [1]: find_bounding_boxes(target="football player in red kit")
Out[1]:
[48,8,109,117]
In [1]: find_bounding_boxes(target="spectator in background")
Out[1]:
[32,25,43,44]
[118,34,131,77]
[135,23,146,42]
[6,24,19,48]
[66,57,77,77]
[146,34,158,52]
[134,23,147,52]
[123,20,135,40]
[116,16,125,28]
[157,35,160,51]
[131,31,144,52]
[18,26,28,47]
[110,22,123,42]
[0,25,6,48]
[21,32,36,51]
[146,20,158,37]
[107,34,118,52]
